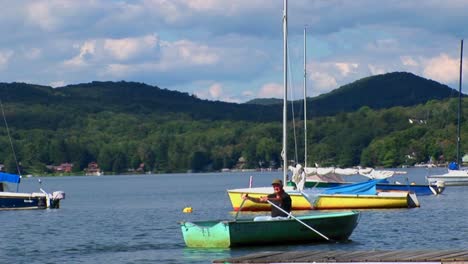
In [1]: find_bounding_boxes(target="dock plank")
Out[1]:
[213,250,468,263]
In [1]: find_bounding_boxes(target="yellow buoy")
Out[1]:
[183,207,193,213]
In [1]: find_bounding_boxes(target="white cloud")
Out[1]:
[145,0,184,24]
[24,48,42,60]
[2,1,468,103]
[423,54,459,83]
[104,64,132,77]
[155,40,220,71]
[63,34,159,69]
[307,61,363,95]
[400,56,418,67]
[25,1,58,31]
[64,40,96,67]
[68,37,223,75]
[192,82,240,102]
[335,62,359,76]
[310,72,338,95]
[24,0,100,32]
[172,40,219,65]
[0,50,14,70]
[144,0,272,24]
[209,83,222,98]
[193,82,224,100]
[368,64,386,75]
[186,0,223,11]
[258,83,283,98]
[49,81,66,88]
[104,34,158,61]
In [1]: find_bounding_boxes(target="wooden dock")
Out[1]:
[213,250,468,263]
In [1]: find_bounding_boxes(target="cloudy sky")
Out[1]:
[0,0,467,103]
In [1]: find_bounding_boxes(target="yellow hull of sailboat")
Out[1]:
[313,193,417,209]
[227,189,312,211]
[227,188,419,211]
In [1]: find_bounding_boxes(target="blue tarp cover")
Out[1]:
[0,172,21,183]
[322,179,385,195]
[449,161,459,170]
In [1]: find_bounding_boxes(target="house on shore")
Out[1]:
[85,162,103,176]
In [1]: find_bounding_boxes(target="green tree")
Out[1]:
[190,151,210,172]
[112,152,127,173]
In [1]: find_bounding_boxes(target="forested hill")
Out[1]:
[309,72,462,116]
[0,71,465,175]
[0,72,462,123]
[248,72,462,116]
[0,81,279,122]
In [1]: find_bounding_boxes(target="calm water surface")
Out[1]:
[1,168,468,263]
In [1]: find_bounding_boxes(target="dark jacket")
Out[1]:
[267,192,291,217]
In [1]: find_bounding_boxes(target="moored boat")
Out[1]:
[0,191,64,210]
[289,166,444,195]
[427,40,466,186]
[0,172,65,210]
[179,210,359,248]
[228,186,312,211]
[427,169,468,186]
[292,180,444,195]
[312,192,419,210]
[305,179,420,209]
[228,179,420,211]
[376,181,444,195]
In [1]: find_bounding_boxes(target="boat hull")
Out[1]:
[180,211,360,248]
[427,177,468,186]
[0,192,63,210]
[227,187,312,211]
[227,187,418,211]
[313,192,419,209]
[427,170,468,186]
[297,181,443,195]
[376,182,444,195]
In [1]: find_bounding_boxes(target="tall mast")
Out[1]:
[457,39,464,166]
[303,26,307,168]
[282,0,288,185]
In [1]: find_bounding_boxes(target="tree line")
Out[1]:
[0,97,465,175]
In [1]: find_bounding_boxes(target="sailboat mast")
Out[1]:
[282,0,288,185]
[303,26,307,168]
[457,39,464,166]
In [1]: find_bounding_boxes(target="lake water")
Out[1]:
[1,167,468,263]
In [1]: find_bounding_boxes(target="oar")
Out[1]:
[235,176,253,220]
[234,195,247,220]
[266,200,330,241]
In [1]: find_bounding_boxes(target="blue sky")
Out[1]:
[0,0,467,103]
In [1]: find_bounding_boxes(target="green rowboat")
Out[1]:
[180,211,360,248]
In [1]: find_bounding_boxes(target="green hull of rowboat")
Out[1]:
[180,211,359,248]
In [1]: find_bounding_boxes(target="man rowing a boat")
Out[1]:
[242,179,292,219]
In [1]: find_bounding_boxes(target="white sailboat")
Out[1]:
[226,4,419,211]
[285,30,436,195]
[227,0,295,209]
[427,39,468,186]
[0,100,65,210]
[227,19,321,211]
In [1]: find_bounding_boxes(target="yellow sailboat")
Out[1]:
[227,182,420,211]
[225,3,419,212]
[227,187,312,211]
[313,192,419,210]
